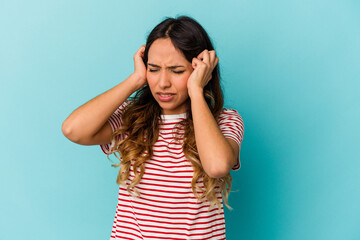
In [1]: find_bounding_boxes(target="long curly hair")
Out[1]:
[106,16,235,213]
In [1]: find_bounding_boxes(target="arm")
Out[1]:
[188,49,239,178]
[190,90,239,178]
[62,45,147,145]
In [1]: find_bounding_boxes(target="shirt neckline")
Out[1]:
[160,112,187,120]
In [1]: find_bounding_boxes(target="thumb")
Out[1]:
[192,57,201,69]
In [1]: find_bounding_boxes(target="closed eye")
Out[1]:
[149,69,185,74]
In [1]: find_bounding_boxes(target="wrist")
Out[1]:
[128,73,146,91]
[188,86,204,99]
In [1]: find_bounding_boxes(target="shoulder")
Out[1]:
[119,100,132,110]
[217,108,245,145]
[218,108,244,123]
[217,108,245,142]
[108,100,133,125]
[113,100,133,116]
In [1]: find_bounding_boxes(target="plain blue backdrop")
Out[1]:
[1,0,359,239]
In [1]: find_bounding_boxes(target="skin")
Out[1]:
[137,38,241,178]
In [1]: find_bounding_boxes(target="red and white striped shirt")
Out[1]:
[100,101,244,240]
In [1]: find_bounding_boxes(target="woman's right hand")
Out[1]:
[132,44,147,90]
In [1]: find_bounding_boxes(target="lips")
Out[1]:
[157,92,175,102]
[158,92,175,96]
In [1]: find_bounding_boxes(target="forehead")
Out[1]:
[148,38,189,65]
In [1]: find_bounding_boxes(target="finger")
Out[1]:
[192,57,202,69]
[140,45,145,53]
[138,45,145,52]
[201,50,210,65]
[197,49,209,61]
[208,50,216,66]
[214,57,219,67]
[197,50,205,60]
[138,45,146,55]
[192,57,208,68]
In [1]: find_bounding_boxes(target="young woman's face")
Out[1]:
[146,38,193,115]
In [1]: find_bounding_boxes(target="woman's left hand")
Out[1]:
[187,49,219,98]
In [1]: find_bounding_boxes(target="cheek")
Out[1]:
[146,74,156,89]
[176,75,190,93]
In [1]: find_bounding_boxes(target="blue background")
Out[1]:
[1,0,359,239]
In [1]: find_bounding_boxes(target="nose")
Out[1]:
[159,70,171,89]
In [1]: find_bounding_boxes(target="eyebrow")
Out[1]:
[148,63,185,69]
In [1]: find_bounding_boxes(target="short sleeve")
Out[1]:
[218,109,245,171]
[100,101,131,155]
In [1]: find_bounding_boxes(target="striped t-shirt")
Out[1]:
[100,101,244,240]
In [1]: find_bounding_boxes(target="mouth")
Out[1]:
[158,92,175,96]
[157,92,175,102]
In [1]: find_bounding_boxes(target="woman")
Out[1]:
[62,15,244,240]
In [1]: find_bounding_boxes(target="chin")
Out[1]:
[160,102,189,115]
